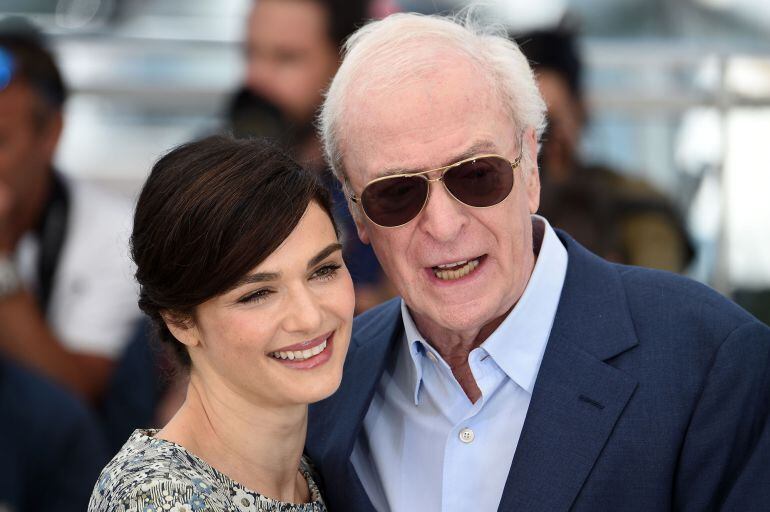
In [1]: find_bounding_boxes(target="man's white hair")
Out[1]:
[318,11,547,185]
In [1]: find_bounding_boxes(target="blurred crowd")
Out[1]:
[0,0,765,510]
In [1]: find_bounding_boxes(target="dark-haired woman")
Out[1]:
[89,136,354,511]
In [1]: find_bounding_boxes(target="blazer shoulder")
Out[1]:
[616,265,765,346]
[350,297,402,348]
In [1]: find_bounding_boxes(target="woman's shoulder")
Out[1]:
[88,429,232,512]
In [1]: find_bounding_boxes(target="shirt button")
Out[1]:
[459,428,475,444]
[427,351,438,363]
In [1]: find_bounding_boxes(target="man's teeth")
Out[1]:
[270,339,327,361]
[433,258,479,280]
[436,259,468,269]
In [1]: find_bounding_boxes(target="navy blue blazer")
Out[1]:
[0,357,109,512]
[307,232,770,511]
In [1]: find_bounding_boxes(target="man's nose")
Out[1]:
[417,179,468,242]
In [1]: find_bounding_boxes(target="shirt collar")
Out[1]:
[400,299,429,405]
[399,215,568,401]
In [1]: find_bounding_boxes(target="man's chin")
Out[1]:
[411,300,502,340]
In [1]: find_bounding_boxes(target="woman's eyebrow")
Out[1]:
[307,243,343,269]
[232,271,281,289]
[229,242,342,291]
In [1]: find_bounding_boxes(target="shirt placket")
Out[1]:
[437,349,506,512]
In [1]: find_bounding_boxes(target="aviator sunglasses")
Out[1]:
[350,148,524,228]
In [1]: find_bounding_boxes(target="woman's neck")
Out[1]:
[157,373,310,503]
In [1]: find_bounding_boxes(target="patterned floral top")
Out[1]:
[88,429,326,512]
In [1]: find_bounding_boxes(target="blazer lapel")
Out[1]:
[308,298,403,511]
[498,233,639,511]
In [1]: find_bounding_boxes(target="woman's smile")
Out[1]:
[268,330,336,369]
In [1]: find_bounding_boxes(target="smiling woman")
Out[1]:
[88,136,354,512]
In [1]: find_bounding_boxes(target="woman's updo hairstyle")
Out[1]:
[131,135,336,367]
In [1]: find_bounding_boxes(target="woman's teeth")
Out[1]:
[433,258,480,280]
[270,339,327,361]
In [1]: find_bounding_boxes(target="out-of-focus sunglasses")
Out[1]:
[350,150,523,228]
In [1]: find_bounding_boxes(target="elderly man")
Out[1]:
[306,13,770,512]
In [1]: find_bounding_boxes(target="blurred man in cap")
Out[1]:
[0,18,140,403]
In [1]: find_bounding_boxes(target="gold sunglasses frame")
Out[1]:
[349,152,523,228]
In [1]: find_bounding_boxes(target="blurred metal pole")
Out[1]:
[713,54,731,295]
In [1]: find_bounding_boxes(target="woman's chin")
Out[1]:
[301,370,345,405]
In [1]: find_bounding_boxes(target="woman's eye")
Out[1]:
[312,263,342,281]
[238,288,274,304]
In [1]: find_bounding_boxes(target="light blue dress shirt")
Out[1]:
[350,216,568,512]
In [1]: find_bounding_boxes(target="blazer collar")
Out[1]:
[497,230,639,511]
[334,297,403,450]
[307,298,403,511]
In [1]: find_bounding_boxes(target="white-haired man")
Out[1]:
[307,13,770,512]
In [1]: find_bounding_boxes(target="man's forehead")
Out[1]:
[339,78,512,182]
[343,53,498,121]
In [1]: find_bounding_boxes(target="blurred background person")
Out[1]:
[229,0,396,313]
[0,18,140,404]
[0,354,108,511]
[99,317,183,453]
[236,0,357,163]
[515,27,695,273]
[0,21,111,511]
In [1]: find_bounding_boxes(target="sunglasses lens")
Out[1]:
[444,156,513,207]
[361,176,429,227]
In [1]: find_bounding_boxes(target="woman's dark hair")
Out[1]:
[131,135,337,368]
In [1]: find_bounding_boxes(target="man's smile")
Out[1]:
[425,254,488,282]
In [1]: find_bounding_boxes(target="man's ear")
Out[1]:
[523,128,541,214]
[161,311,201,348]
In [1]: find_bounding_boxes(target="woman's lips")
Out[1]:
[268,331,334,369]
[271,331,331,353]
